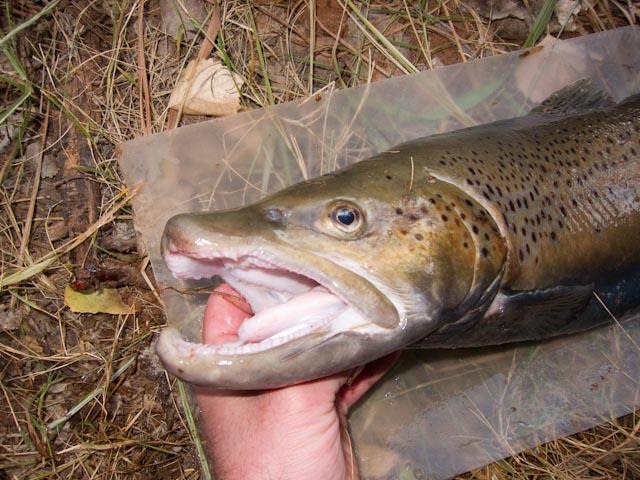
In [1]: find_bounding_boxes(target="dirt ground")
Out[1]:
[1,1,639,479]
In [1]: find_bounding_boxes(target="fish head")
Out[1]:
[157,160,507,388]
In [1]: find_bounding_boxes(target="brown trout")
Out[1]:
[157,81,640,389]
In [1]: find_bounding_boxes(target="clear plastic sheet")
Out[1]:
[119,27,640,479]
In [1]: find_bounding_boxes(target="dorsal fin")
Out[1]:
[531,79,615,116]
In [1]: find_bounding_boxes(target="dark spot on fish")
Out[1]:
[441,214,449,222]
[386,175,393,180]
[531,232,537,243]
[420,206,428,214]
[481,247,489,257]
[472,225,479,234]
[396,208,403,215]
[559,205,567,216]
[400,229,408,235]
[415,233,424,241]
[463,242,469,249]
[460,213,466,220]
[518,249,524,261]
[550,231,557,240]
[429,198,436,204]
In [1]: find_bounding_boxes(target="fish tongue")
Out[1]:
[237,287,346,343]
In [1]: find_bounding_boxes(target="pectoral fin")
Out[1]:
[416,283,595,348]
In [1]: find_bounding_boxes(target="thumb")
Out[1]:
[203,283,252,345]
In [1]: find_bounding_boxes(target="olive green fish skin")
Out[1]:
[158,84,640,388]
[381,94,640,293]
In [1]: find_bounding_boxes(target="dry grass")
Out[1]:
[0,0,638,479]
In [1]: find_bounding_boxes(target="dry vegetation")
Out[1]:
[1,0,639,479]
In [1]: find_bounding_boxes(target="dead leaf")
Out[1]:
[64,285,135,315]
[168,58,244,116]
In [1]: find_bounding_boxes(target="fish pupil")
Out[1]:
[336,208,356,225]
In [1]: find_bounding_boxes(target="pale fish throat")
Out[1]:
[162,248,374,356]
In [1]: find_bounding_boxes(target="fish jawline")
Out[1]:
[162,249,379,356]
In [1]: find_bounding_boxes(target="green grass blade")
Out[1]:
[0,0,62,48]
[177,380,213,480]
[524,0,557,48]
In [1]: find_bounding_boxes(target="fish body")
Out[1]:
[158,81,640,389]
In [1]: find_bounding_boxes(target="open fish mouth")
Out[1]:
[163,248,373,354]
[156,214,401,388]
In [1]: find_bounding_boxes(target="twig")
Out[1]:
[177,380,212,480]
[47,355,136,430]
[440,0,467,62]
[167,3,222,130]
[0,184,142,289]
[136,0,152,135]
[17,104,49,268]
[308,0,316,95]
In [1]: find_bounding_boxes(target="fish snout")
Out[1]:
[162,209,274,255]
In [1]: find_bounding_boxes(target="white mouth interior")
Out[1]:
[164,251,368,354]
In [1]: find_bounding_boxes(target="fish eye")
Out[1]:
[335,207,356,225]
[329,203,364,234]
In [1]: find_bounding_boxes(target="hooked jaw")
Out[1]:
[156,217,404,389]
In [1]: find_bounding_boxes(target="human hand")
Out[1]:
[195,284,399,480]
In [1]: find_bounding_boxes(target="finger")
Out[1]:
[336,352,401,415]
[203,283,252,345]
